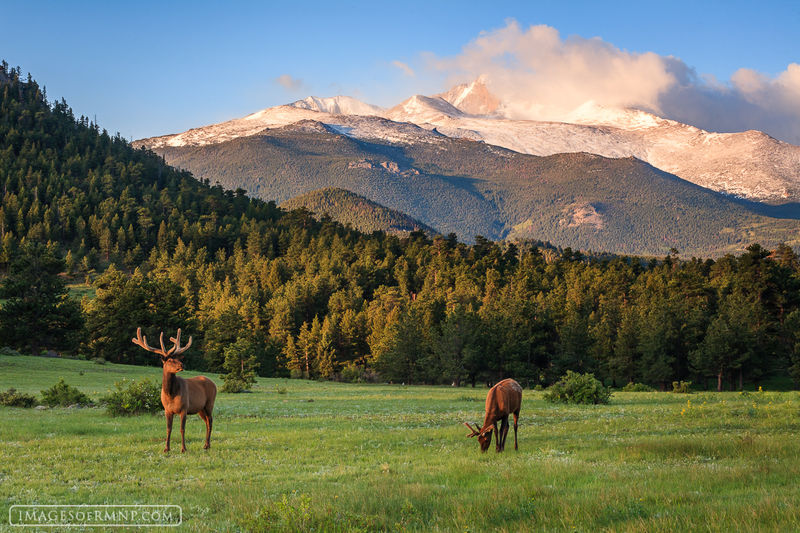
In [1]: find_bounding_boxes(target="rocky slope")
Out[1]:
[138,80,800,203]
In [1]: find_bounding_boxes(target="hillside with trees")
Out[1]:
[280,187,437,237]
[3,63,800,391]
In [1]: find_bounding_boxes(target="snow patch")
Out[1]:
[136,79,800,202]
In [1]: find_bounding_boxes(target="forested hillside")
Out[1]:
[280,187,437,236]
[3,64,800,391]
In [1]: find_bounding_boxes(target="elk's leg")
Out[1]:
[494,421,501,453]
[164,412,173,453]
[499,417,509,452]
[513,409,519,450]
[198,410,212,449]
[179,412,187,453]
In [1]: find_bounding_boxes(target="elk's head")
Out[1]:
[132,327,192,372]
[464,422,492,452]
[163,357,184,373]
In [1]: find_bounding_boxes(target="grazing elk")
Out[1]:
[464,378,522,452]
[132,327,217,453]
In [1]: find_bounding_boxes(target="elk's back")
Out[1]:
[486,378,522,416]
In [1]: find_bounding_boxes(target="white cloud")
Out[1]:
[430,21,800,144]
[392,60,415,77]
[274,74,305,92]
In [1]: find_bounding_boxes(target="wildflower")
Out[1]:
[758,386,763,393]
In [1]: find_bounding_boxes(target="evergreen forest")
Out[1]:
[3,63,800,391]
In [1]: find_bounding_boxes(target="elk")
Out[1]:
[132,327,217,453]
[464,378,522,452]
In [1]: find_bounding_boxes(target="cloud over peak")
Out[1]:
[431,21,800,144]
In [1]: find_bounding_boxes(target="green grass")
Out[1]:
[66,283,96,301]
[2,355,800,531]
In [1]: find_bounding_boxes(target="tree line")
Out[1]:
[2,63,800,391]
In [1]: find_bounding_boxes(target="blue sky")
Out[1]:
[2,0,798,140]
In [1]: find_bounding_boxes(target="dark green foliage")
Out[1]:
[0,63,281,277]
[621,382,655,392]
[83,267,194,366]
[221,337,260,392]
[0,243,84,354]
[0,346,23,356]
[41,378,92,406]
[0,387,37,407]
[103,378,161,416]
[544,371,612,404]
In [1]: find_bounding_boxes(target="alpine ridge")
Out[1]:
[138,78,800,204]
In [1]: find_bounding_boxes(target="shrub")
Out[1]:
[0,346,23,356]
[544,371,612,405]
[340,363,366,383]
[339,363,380,383]
[0,388,37,407]
[222,377,252,393]
[672,381,692,393]
[622,382,655,392]
[103,379,161,416]
[41,378,92,407]
[221,338,260,393]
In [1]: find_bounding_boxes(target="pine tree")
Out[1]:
[0,242,84,354]
[283,334,303,377]
[221,337,260,392]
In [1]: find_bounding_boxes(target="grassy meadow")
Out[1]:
[1,355,800,532]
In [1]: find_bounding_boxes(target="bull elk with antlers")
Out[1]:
[464,378,522,452]
[132,327,217,453]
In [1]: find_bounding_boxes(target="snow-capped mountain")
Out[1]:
[435,78,500,116]
[390,98,800,201]
[137,80,800,202]
[289,95,383,116]
[385,94,464,123]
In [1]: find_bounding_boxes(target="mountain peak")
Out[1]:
[436,77,500,116]
[289,95,383,116]
[385,94,464,123]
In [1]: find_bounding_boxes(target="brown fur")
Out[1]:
[160,359,217,453]
[465,378,522,452]
[133,328,217,453]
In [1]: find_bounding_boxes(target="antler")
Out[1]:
[169,328,192,358]
[132,327,192,358]
[132,327,169,358]
[464,422,481,437]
